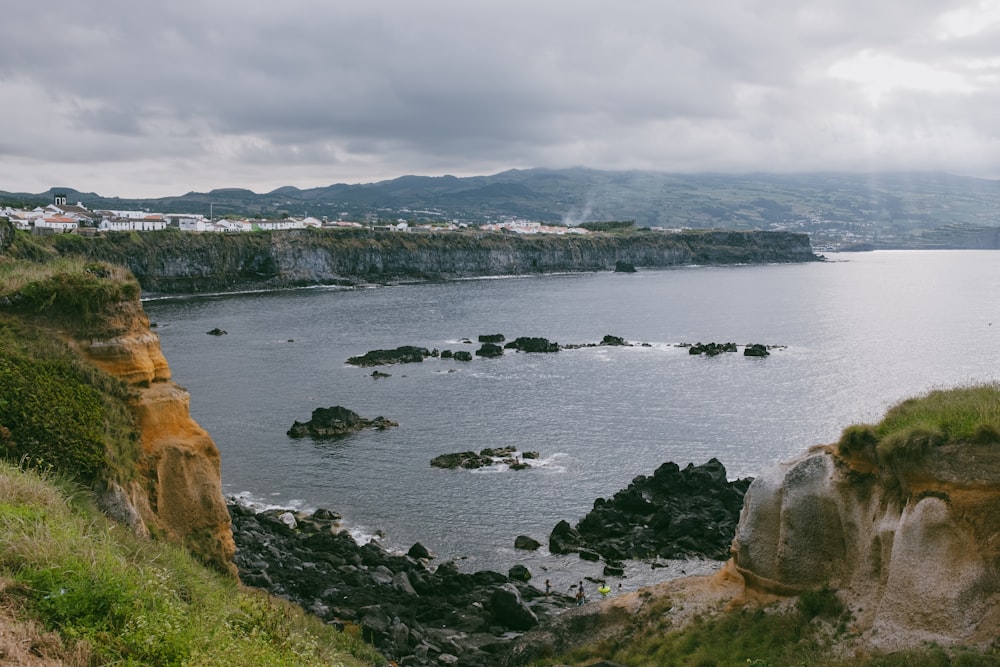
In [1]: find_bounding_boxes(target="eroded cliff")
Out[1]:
[0,259,235,574]
[78,298,236,574]
[730,386,1000,650]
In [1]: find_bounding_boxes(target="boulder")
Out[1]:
[475,342,504,358]
[453,350,473,362]
[478,333,506,343]
[407,542,431,560]
[490,584,538,631]
[548,519,583,555]
[514,535,542,551]
[614,261,637,273]
[508,564,532,581]
[744,343,770,357]
[206,327,227,336]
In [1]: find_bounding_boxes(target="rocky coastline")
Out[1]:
[65,228,821,294]
[228,458,748,666]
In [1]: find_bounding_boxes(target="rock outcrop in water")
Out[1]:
[66,228,820,293]
[287,406,397,438]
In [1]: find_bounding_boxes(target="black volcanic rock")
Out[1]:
[549,458,752,564]
[228,504,570,665]
[475,342,504,358]
[287,406,397,438]
[600,334,629,346]
[504,336,559,353]
[514,535,542,551]
[614,260,637,273]
[688,341,737,356]
[346,345,430,367]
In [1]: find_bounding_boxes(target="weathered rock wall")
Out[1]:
[70,297,236,574]
[70,229,819,293]
[731,443,1000,650]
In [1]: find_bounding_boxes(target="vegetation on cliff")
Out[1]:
[0,258,142,484]
[837,383,1000,475]
[0,461,382,665]
[0,244,382,664]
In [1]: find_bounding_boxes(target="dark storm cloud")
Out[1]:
[1,0,998,196]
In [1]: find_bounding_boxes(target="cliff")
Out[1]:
[78,297,236,574]
[52,228,819,293]
[730,385,1000,651]
[0,259,235,574]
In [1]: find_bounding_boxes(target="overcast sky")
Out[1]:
[2,1,999,198]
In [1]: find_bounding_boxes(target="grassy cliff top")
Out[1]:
[0,256,140,333]
[837,383,1000,472]
[0,258,145,485]
[0,461,382,666]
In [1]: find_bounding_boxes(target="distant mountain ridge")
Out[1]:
[3,169,1000,245]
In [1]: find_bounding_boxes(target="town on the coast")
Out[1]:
[2,193,592,236]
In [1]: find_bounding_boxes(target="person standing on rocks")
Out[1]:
[576,581,586,606]
[545,579,552,599]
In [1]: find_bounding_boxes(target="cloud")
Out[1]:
[1,0,998,197]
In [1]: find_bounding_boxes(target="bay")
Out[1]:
[145,250,1000,590]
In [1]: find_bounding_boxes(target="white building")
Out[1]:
[34,215,79,233]
[99,215,168,232]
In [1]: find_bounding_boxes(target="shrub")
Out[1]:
[0,316,140,484]
[796,586,845,620]
[837,424,878,462]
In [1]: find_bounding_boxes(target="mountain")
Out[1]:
[4,169,1000,245]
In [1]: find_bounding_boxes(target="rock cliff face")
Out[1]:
[74,229,819,293]
[70,297,236,574]
[731,442,1000,650]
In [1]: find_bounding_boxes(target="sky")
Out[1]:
[2,1,999,198]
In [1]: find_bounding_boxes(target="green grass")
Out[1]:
[0,461,383,666]
[0,257,139,327]
[836,384,1000,470]
[0,313,140,485]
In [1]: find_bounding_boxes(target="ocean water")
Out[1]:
[145,250,1000,592]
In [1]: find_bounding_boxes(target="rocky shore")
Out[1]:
[228,458,750,666]
[229,503,572,666]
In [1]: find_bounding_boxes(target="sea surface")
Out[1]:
[145,250,1000,593]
